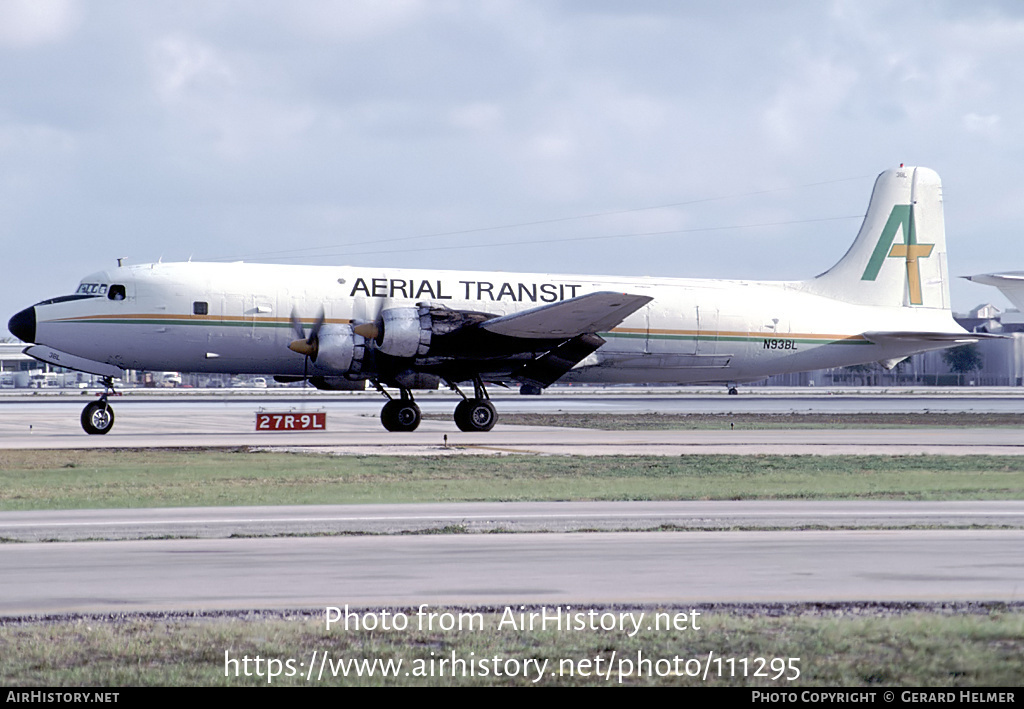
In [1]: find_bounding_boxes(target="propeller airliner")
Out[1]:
[8,166,982,434]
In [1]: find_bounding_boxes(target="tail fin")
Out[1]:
[803,166,950,310]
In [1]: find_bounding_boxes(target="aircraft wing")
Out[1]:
[480,291,652,339]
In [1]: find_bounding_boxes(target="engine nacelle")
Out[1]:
[376,306,432,358]
[314,324,366,376]
[374,305,492,359]
[309,376,366,391]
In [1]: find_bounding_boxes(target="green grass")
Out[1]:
[1,450,1023,510]
[1,607,1021,686]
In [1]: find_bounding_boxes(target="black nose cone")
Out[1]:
[8,307,36,343]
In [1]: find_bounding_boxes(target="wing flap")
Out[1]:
[481,291,652,339]
[516,333,606,387]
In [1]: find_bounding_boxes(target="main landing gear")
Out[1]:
[452,378,496,433]
[81,377,118,435]
[373,376,498,433]
[379,389,423,433]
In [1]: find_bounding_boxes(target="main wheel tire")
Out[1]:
[454,398,497,432]
[380,399,421,432]
[81,401,115,435]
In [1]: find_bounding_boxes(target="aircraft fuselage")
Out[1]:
[19,261,959,384]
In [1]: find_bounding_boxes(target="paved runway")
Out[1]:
[1,502,1021,614]
[2,392,1022,615]
[2,395,1024,454]
[1,530,1021,614]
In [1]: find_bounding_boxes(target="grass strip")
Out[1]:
[1,607,1020,686]
[1,449,1022,510]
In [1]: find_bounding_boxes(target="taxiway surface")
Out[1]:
[1,393,1024,454]
[2,530,1022,615]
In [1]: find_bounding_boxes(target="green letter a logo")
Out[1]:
[860,205,934,305]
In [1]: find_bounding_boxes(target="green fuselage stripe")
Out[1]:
[48,317,871,346]
[602,332,869,345]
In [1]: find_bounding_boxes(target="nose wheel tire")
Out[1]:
[81,401,115,435]
[381,399,422,432]
[454,398,497,432]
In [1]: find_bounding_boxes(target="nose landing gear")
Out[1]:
[81,377,118,435]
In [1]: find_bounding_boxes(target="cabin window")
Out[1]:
[193,301,209,315]
[107,285,126,301]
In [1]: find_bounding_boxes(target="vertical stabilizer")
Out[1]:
[804,166,950,309]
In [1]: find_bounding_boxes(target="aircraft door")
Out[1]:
[695,306,720,356]
[209,294,247,357]
[245,293,276,344]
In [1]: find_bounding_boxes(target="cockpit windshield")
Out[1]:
[35,294,98,306]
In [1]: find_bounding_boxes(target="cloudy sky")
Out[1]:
[4,0,1024,335]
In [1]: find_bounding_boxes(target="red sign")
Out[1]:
[256,412,326,431]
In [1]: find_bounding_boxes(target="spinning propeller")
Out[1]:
[288,307,325,378]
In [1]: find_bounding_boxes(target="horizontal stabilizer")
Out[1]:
[481,291,652,339]
[23,345,125,379]
[862,331,1003,346]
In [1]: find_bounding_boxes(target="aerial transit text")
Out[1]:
[347,277,583,303]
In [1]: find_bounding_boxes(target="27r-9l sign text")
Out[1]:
[256,412,326,431]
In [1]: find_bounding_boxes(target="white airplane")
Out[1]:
[8,165,982,435]
[965,272,1024,312]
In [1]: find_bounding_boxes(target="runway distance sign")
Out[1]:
[256,411,326,431]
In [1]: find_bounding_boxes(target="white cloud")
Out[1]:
[0,0,80,48]
[151,35,235,103]
[448,102,504,133]
[963,112,1000,138]
[283,0,434,40]
[148,34,319,162]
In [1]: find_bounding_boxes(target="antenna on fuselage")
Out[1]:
[116,257,127,268]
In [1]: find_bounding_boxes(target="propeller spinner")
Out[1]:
[288,307,326,361]
[352,322,379,340]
